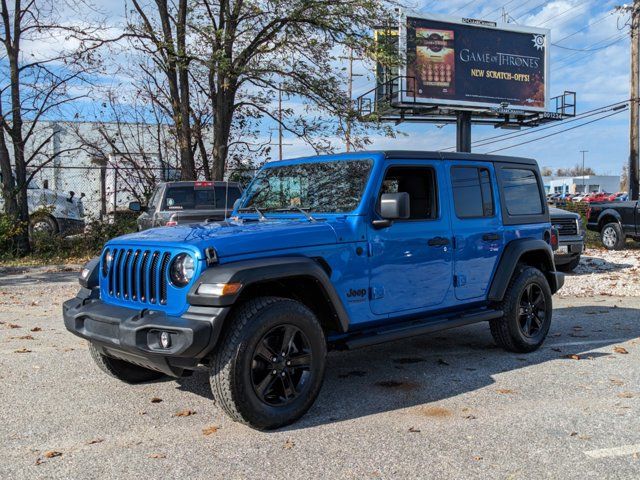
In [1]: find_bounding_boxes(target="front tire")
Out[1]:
[601,222,625,250]
[490,266,553,353]
[209,297,326,430]
[89,342,166,383]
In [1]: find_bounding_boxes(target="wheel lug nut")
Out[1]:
[281,372,285,377]
[272,357,277,362]
[286,361,291,366]
[281,352,286,356]
[272,369,277,375]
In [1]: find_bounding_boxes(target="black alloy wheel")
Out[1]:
[251,325,312,406]
[518,284,547,338]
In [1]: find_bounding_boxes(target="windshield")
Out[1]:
[241,159,373,213]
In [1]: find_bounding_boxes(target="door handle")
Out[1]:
[482,233,501,242]
[428,236,450,247]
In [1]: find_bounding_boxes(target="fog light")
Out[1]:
[160,331,171,349]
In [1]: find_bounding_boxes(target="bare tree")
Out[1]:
[0,0,107,254]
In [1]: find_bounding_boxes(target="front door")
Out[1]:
[368,162,454,316]
[447,162,504,301]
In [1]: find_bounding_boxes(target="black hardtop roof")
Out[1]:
[380,150,538,166]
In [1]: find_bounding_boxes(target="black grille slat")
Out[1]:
[149,251,160,304]
[108,248,118,295]
[139,251,149,302]
[114,249,124,297]
[552,217,578,236]
[122,250,132,299]
[130,250,140,300]
[159,253,171,304]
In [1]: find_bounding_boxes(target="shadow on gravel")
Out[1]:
[150,305,640,431]
[0,269,79,287]
[567,256,634,276]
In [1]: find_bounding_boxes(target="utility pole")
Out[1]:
[278,88,283,161]
[617,1,640,200]
[341,48,363,152]
[502,7,509,23]
[580,150,588,194]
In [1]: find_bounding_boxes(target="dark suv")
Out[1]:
[64,151,564,430]
[130,181,242,231]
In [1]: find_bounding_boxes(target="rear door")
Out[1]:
[447,162,504,301]
[368,161,454,315]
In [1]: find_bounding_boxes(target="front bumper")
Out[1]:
[554,234,584,264]
[63,288,229,376]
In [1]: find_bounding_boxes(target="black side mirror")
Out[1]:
[129,201,142,212]
[373,192,410,229]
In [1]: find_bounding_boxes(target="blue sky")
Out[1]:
[347,0,631,176]
[9,0,634,176]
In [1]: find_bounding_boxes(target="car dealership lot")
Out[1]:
[1,251,640,480]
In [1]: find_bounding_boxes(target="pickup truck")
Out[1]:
[129,181,242,231]
[586,200,640,249]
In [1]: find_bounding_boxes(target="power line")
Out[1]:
[451,0,476,15]
[537,1,591,27]
[485,108,627,154]
[554,32,628,71]
[482,0,520,20]
[514,0,550,22]
[553,10,615,44]
[440,100,630,152]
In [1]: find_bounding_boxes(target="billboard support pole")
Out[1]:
[456,112,472,152]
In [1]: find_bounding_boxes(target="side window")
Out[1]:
[148,188,161,210]
[215,186,242,209]
[500,168,543,215]
[451,166,494,218]
[379,166,438,220]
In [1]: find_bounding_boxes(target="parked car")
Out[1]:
[64,151,564,430]
[585,192,612,203]
[586,200,640,249]
[571,194,587,203]
[129,181,242,231]
[0,171,85,237]
[607,192,628,202]
[550,207,584,272]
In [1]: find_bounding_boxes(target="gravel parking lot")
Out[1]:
[1,249,639,479]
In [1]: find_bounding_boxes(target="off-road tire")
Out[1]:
[89,342,165,383]
[209,296,326,430]
[490,266,553,353]
[601,222,625,250]
[28,214,58,238]
[556,255,581,273]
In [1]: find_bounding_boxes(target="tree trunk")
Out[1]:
[0,120,18,219]
[211,91,234,181]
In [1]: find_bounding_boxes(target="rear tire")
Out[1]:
[209,297,326,430]
[601,222,625,250]
[490,266,553,353]
[556,255,580,273]
[89,342,166,383]
[28,214,58,238]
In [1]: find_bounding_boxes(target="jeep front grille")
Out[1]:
[106,248,172,305]
[551,217,579,236]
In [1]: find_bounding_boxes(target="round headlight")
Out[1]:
[170,253,195,287]
[102,249,112,276]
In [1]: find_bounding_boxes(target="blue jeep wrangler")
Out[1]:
[64,151,564,429]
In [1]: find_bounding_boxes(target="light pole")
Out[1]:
[580,149,588,193]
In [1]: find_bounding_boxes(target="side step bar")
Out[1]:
[343,309,503,350]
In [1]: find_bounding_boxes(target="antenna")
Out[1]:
[223,178,229,223]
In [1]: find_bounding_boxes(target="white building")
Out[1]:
[543,175,622,195]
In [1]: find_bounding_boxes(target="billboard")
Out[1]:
[400,12,550,112]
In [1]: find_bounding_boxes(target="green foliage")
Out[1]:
[0,213,138,265]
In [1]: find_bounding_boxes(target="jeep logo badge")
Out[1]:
[346,288,367,299]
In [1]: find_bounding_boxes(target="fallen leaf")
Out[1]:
[15,335,34,340]
[8,323,21,329]
[570,432,578,437]
[496,389,516,395]
[43,451,62,459]
[614,346,629,355]
[563,354,581,360]
[150,397,162,403]
[14,348,31,353]
[473,456,483,461]
[618,392,634,399]
[610,378,625,386]
[148,453,166,459]
[174,409,196,417]
[408,427,421,433]
[464,414,477,420]
[202,425,219,436]
[87,438,104,445]
[31,327,42,332]
[283,439,295,449]
[419,406,452,418]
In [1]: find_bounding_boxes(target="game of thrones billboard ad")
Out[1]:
[403,14,549,112]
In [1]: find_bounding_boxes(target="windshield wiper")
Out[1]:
[238,206,267,221]
[275,206,316,222]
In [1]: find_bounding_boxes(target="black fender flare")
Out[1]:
[488,238,561,302]
[187,256,350,332]
[597,208,622,229]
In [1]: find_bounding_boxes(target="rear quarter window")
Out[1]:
[499,168,544,216]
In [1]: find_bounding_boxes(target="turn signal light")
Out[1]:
[197,282,242,296]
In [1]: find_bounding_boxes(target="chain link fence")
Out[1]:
[29,164,258,221]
